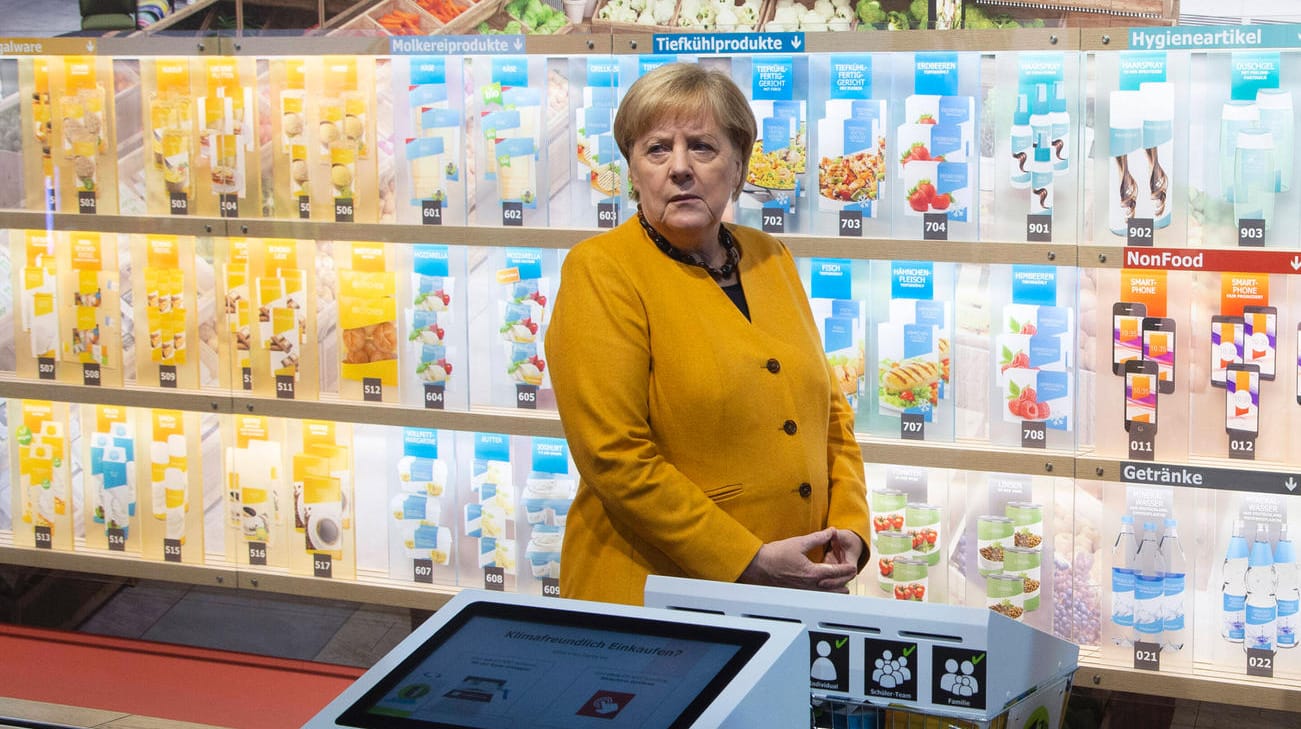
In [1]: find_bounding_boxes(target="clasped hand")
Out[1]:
[738,527,863,593]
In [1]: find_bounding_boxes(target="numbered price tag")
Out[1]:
[106,528,126,551]
[78,190,97,215]
[163,538,183,563]
[597,202,619,229]
[542,577,560,598]
[413,558,434,584]
[298,195,311,220]
[219,193,239,218]
[1238,218,1266,247]
[1133,640,1161,671]
[334,197,355,223]
[241,367,253,391]
[37,357,56,380]
[838,210,863,237]
[1126,218,1155,247]
[900,412,925,441]
[422,199,443,225]
[34,525,52,550]
[1021,420,1047,449]
[922,213,948,241]
[1026,214,1052,243]
[169,192,189,216]
[313,552,333,579]
[83,363,102,386]
[362,377,383,402]
[1247,647,1274,678]
[502,201,524,227]
[423,383,446,410]
[1229,437,1257,460]
[275,374,296,400]
[516,384,539,409]
[45,187,57,212]
[159,365,178,389]
[1128,421,1155,461]
[484,566,506,591]
[761,208,786,233]
[248,541,268,566]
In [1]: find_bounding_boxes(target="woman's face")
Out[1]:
[628,112,743,248]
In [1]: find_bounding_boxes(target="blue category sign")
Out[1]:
[1128,24,1301,51]
[651,33,806,54]
[390,35,526,55]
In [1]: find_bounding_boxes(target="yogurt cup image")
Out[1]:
[526,529,564,578]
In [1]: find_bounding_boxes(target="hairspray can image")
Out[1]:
[1050,80,1070,176]
[1140,82,1173,229]
[1010,92,1031,189]
[1108,90,1144,236]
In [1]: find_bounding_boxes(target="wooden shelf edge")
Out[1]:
[0,544,237,589]
[1076,662,1301,712]
[237,570,459,610]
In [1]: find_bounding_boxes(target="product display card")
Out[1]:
[1105,51,1174,244]
[405,244,465,411]
[53,55,117,216]
[198,58,259,219]
[492,248,553,411]
[899,52,975,237]
[738,56,807,235]
[400,55,466,227]
[10,399,71,550]
[15,230,59,381]
[273,57,312,220]
[474,56,544,227]
[993,265,1074,446]
[337,242,399,403]
[221,237,254,391]
[59,230,120,387]
[290,419,355,580]
[226,414,289,568]
[24,58,54,210]
[866,465,945,605]
[134,234,200,390]
[806,257,867,412]
[875,261,953,433]
[82,404,138,554]
[389,427,456,586]
[253,239,318,400]
[965,474,1053,634]
[461,432,517,591]
[143,58,198,217]
[996,51,1073,243]
[571,57,622,230]
[141,408,203,565]
[816,54,887,235]
[519,436,575,597]
[316,57,380,224]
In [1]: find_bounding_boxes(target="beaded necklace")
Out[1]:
[637,208,739,282]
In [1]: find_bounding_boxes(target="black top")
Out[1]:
[722,281,750,320]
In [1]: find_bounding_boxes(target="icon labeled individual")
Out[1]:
[871,649,911,688]
[810,640,837,681]
[939,658,979,696]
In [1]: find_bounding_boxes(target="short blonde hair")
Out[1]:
[614,63,756,201]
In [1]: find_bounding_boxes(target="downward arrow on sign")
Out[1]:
[1286,477,1298,492]
[1291,256,1301,271]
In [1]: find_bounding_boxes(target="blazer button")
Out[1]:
[766,358,781,373]
[783,419,798,435]
[798,483,812,498]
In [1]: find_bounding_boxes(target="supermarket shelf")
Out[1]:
[859,436,1074,478]
[0,377,228,415]
[0,543,238,590]
[236,396,569,437]
[1077,663,1301,713]
[237,568,458,610]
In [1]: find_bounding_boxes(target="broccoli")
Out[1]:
[886,10,910,30]
[908,0,927,27]
[504,18,524,33]
[856,0,887,26]
[505,0,530,19]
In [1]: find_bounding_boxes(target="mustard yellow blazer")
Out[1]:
[545,217,871,606]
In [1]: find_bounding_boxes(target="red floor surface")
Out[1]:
[0,624,365,728]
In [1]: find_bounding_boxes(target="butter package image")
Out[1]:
[406,244,465,410]
[520,437,575,595]
[338,242,399,403]
[225,414,289,568]
[389,427,455,585]
[290,420,355,580]
[11,400,72,550]
[83,404,138,554]
[898,52,976,230]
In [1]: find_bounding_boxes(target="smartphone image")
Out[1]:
[1242,305,1277,381]
[1112,301,1146,376]
[1141,317,1176,394]
[1124,359,1159,432]
[1210,314,1244,388]
[1226,362,1261,438]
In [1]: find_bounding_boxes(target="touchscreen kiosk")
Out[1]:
[302,589,808,729]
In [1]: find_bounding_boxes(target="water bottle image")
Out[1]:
[1160,518,1187,651]
[1219,100,1259,202]
[1112,514,1138,644]
[1244,522,1277,652]
[1133,522,1165,647]
[1234,128,1276,231]
[1276,524,1298,649]
[1222,519,1249,642]
[1256,88,1293,193]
